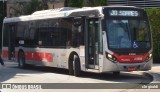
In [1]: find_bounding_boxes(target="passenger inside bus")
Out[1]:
[119,28,131,48]
[108,20,131,49]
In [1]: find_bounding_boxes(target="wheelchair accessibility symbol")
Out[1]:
[133,42,138,48]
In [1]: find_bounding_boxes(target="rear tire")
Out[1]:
[74,56,81,77]
[18,52,26,68]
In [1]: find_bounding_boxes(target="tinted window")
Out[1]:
[3,24,9,46]
[106,20,150,49]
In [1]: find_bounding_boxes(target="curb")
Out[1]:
[142,72,154,83]
[146,72,160,83]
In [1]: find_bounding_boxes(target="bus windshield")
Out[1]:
[106,19,151,50]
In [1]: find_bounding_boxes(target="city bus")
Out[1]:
[2,6,152,76]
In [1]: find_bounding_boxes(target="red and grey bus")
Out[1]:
[2,6,152,76]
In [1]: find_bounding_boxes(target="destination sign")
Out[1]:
[109,10,139,17]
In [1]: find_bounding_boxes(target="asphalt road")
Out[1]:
[0,61,155,92]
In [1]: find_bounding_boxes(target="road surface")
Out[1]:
[0,61,156,92]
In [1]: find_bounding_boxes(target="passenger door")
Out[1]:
[86,18,99,69]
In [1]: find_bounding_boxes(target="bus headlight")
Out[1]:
[149,53,152,58]
[106,52,117,63]
[108,54,112,58]
[145,53,152,62]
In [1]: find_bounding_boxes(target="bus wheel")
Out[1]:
[113,71,120,76]
[74,56,81,77]
[18,52,26,68]
[69,57,74,75]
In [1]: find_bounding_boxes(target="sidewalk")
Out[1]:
[148,64,160,82]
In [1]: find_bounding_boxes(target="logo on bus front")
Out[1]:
[134,57,143,61]
[129,53,136,55]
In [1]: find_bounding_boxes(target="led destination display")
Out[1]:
[109,10,139,17]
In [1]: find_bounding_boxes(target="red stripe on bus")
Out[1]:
[114,53,149,63]
[2,50,53,62]
[45,53,52,62]
[15,51,18,58]
[2,50,8,58]
[25,52,53,62]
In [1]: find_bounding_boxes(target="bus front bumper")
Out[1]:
[101,59,152,73]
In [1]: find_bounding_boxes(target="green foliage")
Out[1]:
[0,2,6,49]
[12,0,50,16]
[9,0,40,16]
[48,0,55,3]
[93,0,107,6]
[146,8,160,62]
[23,0,43,15]
[68,0,83,7]
[68,0,107,7]
[0,2,6,21]
[83,0,107,7]
[82,0,88,7]
[0,3,3,19]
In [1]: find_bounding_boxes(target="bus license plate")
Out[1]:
[127,67,137,71]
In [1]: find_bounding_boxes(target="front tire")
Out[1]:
[69,57,74,75]
[74,56,81,77]
[18,52,26,68]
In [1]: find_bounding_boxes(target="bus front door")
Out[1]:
[8,25,16,60]
[86,18,99,69]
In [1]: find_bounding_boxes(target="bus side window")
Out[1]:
[72,25,78,47]
[3,24,9,47]
[72,18,84,47]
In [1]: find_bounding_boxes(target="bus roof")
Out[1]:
[3,6,142,23]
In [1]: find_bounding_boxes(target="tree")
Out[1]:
[146,8,160,62]
[68,0,107,7]
[23,0,43,15]
[88,0,94,6]
[41,0,55,9]
[86,0,107,7]
[10,0,55,16]
[93,0,107,6]
[0,1,6,49]
[41,0,49,9]
[67,0,83,7]
[9,0,43,16]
